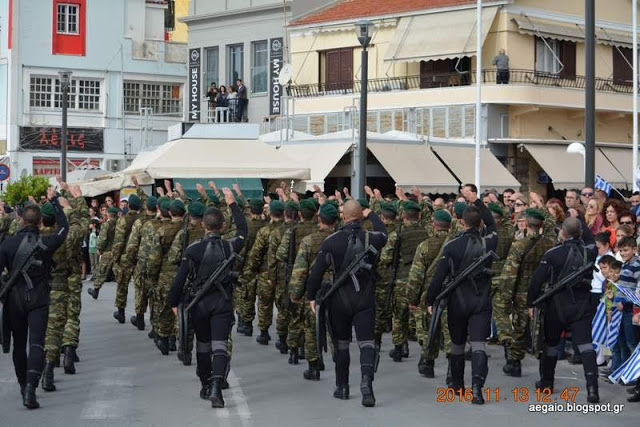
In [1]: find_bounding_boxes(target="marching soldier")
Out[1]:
[374,202,398,345]
[87,207,119,299]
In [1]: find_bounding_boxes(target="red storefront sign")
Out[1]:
[32,158,100,177]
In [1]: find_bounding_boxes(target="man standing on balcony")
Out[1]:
[236,79,247,122]
[493,49,510,84]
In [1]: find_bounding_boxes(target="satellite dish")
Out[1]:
[279,64,293,86]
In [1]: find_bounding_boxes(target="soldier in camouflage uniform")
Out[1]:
[379,201,429,362]
[146,199,185,355]
[489,202,515,273]
[237,199,267,337]
[373,202,398,344]
[289,203,339,380]
[111,194,142,323]
[167,201,206,365]
[127,196,159,331]
[450,202,467,236]
[492,208,555,377]
[276,199,318,364]
[407,209,452,377]
[242,200,285,345]
[269,201,299,354]
[87,207,119,299]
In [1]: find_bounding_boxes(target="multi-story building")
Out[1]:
[285,0,638,195]
[0,0,188,181]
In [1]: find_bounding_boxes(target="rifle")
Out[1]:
[185,252,243,312]
[384,222,402,312]
[283,226,296,309]
[316,244,379,354]
[177,285,192,361]
[424,250,498,355]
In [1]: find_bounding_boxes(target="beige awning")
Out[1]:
[512,16,584,42]
[368,142,459,194]
[72,173,126,197]
[123,138,310,180]
[384,6,498,63]
[430,144,520,192]
[598,147,633,188]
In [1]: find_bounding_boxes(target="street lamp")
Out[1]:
[58,70,72,182]
[353,19,373,199]
[567,142,586,175]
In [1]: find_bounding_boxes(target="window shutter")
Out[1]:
[559,41,576,79]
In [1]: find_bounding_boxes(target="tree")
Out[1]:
[3,175,50,206]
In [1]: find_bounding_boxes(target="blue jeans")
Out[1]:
[611,310,639,372]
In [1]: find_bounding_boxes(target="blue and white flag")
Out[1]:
[610,343,640,384]
[607,309,623,348]
[591,300,607,350]
[595,175,612,196]
[610,282,640,307]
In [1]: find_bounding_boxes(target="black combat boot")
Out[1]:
[113,308,125,324]
[628,381,640,402]
[299,346,306,360]
[199,377,212,400]
[464,348,472,361]
[243,323,253,337]
[402,341,410,358]
[471,351,488,405]
[236,317,245,334]
[221,362,231,390]
[502,342,512,374]
[582,350,599,403]
[156,337,169,355]
[130,314,145,330]
[318,355,325,371]
[87,287,99,300]
[504,359,522,377]
[54,355,60,368]
[73,349,80,363]
[389,345,403,362]
[419,357,435,378]
[183,352,192,366]
[333,384,349,400]
[303,361,320,381]
[148,329,157,340]
[256,330,270,345]
[535,356,557,392]
[23,383,40,409]
[288,347,299,365]
[360,374,375,407]
[446,355,453,387]
[210,377,225,408]
[168,336,177,352]
[275,335,288,354]
[19,382,26,398]
[41,362,56,392]
[449,354,465,392]
[63,346,76,375]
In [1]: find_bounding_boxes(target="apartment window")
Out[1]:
[535,37,576,79]
[251,40,268,93]
[227,44,244,85]
[321,48,353,91]
[57,3,79,34]
[29,76,100,111]
[204,47,219,87]
[124,81,182,115]
[613,47,633,85]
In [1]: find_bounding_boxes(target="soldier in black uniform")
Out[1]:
[0,188,68,409]
[527,217,599,403]
[169,188,247,409]
[306,200,387,408]
[426,184,498,405]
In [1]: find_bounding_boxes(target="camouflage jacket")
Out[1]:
[267,220,291,285]
[112,211,140,266]
[406,229,450,306]
[41,225,69,288]
[136,217,164,277]
[495,218,515,269]
[65,195,89,260]
[8,218,21,236]
[125,213,157,266]
[146,219,183,282]
[289,227,334,301]
[378,221,429,283]
[275,220,318,264]
[243,219,283,278]
[96,217,117,253]
[166,220,205,266]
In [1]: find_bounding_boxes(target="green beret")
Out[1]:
[357,198,369,209]
[249,199,264,210]
[170,199,186,213]
[324,199,340,210]
[300,198,317,212]
[209,194,220,205]
[128,194,142,211]
[525,208,545,221]
[146,196,158,210]
[319,203,339,221]
[107,207,119,215]
[403,201,421,212]
[285,201,300,211]
[188,201,206,217]
[269,200,285,214]
[158,197,170,211]
[433,209,452,223]
[453,202,467,216]
[488,202,503,216]
[40,202,55,217]
[380,201,398,215]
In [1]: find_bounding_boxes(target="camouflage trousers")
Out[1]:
[374,283,392,337]
[133,269,150,316]
[45,281,69,363]
[286,301,305,348]
[391,281,410,346]
[275,281,291,337]
[494,286,529,360]
[92,252,114,290]
[239,276,258,324]
[420,307,451,360]
[147,278,160,331]
[304,303,319,363]
[114,260,135,309]
[63,266,83,348]
[154,280,176,338]
[256,272,274,331]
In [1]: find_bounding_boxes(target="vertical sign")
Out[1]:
[269,38,283,116]
[189,48,201,122]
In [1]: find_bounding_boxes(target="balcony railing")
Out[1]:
[286,69,634,98]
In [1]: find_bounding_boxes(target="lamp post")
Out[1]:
[584,0,596,188]
[58,70,73,182]
[353,19,373,200]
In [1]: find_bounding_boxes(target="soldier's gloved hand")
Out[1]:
[309,300,316,314]
[427,305,433,316]
[528,308,534,319]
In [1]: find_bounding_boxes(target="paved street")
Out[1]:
[0,280,637,426]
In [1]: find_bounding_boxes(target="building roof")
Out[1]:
[289,0,476,27]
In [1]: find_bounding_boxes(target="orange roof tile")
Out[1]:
[290,0,476,27]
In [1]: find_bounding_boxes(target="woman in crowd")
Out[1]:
[216,85,229,108]
[585,197,605,236]
[601,199,625,247]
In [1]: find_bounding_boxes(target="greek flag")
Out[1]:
[595,175,612,196]
[591,301,607,350]
[610,343,640,384]
[607,309,623,348]
[610,282,640,307]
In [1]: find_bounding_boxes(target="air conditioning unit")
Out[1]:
[106,159,120,172]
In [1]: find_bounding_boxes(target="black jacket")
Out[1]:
[169,203,247,308]
[306,213,388,301]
